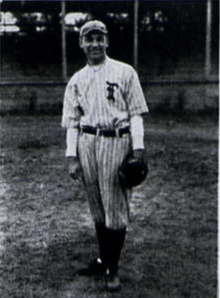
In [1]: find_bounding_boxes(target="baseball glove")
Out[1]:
[118,154,148,189]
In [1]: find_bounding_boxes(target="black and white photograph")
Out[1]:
[0,0,218,297]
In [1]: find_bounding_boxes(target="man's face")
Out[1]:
[80,32,108,65]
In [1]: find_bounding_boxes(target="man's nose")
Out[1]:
[91,40,99,47]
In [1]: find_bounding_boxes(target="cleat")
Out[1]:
[77,257,106,276]
[105,269,121,292]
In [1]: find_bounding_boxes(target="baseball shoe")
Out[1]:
[105,269,121,292]
[77,257,106,276]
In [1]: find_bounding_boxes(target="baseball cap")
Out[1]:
[80,20,108,37]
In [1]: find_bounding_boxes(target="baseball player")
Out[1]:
[62,20,149,292]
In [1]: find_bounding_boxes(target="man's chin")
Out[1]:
[89,54,105,64]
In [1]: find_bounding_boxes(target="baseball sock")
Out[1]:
[95,223,108,268]
[95,224,126,274]
[105,227,127,274]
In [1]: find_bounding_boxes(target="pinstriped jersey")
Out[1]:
[62,56,149,129]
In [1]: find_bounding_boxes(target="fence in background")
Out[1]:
[0,0,218,114]
[0,0,218,82]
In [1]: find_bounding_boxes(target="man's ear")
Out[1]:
[105,36,109,48]
[79,37,83,49]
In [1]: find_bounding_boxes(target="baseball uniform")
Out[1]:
[61,20,149,291]
[62,56,148,229]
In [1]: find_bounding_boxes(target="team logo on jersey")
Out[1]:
[106,81,119,102]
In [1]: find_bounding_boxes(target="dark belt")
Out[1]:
[80,126,130,137]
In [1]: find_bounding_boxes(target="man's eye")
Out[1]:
[86,37,92,42]
[97,37,104,42]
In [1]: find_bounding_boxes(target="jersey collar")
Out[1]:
[87,56,110,72]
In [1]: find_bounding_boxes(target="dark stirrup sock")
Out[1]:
[95,223,109,268]
[105,227,127,274]
[95,223,127,274]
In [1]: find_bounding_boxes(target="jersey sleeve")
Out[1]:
[125,68,149,117]
[61,76,82,129]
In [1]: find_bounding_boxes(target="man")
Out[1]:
[62,20,149,292]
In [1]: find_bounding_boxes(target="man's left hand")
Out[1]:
[133,149,148,166]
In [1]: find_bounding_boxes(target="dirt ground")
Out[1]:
[0,114,218,298]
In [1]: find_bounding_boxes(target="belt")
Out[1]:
[80,126,130,137]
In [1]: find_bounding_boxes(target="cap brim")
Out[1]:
[80,28,107,37]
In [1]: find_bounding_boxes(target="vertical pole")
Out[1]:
[205,0,212,78]
[61,0,67,81]
[134,0,139,70]
[0,0,2,81]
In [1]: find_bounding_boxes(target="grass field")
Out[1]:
[0,114,218,298]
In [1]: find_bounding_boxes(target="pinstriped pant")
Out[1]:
[78,132,132,230]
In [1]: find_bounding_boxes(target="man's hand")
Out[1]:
[133,149,148,166]
[67,156,82,181]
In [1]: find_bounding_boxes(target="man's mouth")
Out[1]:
[90,50,101,54]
